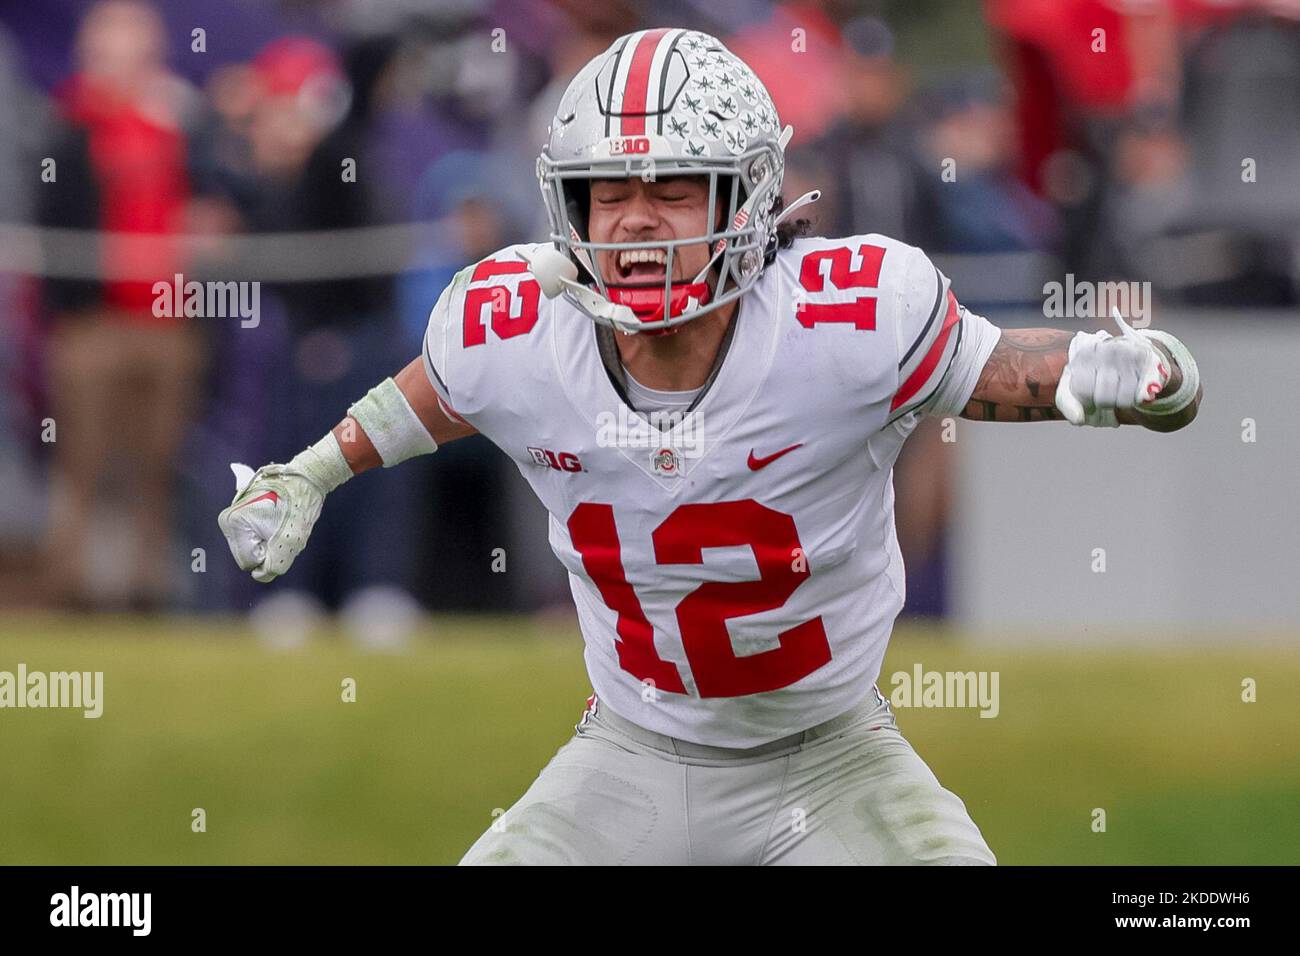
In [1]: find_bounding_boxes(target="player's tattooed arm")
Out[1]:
[960,329,1202,430]
[960,328,1072,422]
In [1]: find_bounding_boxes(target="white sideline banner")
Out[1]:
[949,311,1300,635]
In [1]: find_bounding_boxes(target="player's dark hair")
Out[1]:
[770,193,815,258]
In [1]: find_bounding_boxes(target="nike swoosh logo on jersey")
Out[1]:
[747,443,803,470]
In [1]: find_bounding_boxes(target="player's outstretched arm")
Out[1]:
[217,357,476,583]
[960,315,1202,432]
[331,358,478,468]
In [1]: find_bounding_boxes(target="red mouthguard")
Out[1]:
[606,282,712,333]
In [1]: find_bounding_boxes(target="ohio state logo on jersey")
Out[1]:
[650,446,681,477]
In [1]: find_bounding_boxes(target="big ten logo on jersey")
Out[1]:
[529,446,584,472]
[463,258,541,348]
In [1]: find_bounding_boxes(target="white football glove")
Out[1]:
[1054,309,1170,427]
[218,436,351,583]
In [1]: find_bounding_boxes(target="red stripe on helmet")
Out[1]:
[620,29,671,136]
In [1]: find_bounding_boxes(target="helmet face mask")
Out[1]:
[537,29,788,334]
[582,173,723,333]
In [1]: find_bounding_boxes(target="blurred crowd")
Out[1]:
[0,0,1296,625]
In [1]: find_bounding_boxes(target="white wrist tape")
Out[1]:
[347,377,439,467]
[286,432,354,494]
[1137,329,1199,416]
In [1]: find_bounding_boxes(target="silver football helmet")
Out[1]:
[534,28,808,334]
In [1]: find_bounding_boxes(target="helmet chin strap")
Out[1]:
[519,244,711,335]
[774,189,821,227]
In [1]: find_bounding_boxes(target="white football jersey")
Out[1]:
[423,234,1001,747]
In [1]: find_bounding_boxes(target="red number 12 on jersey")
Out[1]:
[796,242,885,330]
[568,500,832,698]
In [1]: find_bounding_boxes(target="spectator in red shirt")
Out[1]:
[38,0,202,610]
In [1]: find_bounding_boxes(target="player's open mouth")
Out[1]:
[615,247,670,283]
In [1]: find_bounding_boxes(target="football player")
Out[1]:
[219,29,1202,865]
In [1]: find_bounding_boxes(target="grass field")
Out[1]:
[1,615,1297,865]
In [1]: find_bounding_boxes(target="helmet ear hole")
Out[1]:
[565,180,590,240]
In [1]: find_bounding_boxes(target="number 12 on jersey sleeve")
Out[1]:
[795,242,885,331]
